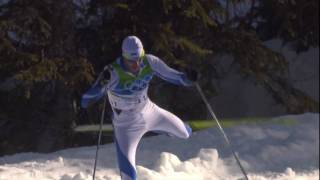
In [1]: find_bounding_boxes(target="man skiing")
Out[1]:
[81,35,198,180]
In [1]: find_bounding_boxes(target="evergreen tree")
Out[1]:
[0,0,318,154]
[82,0,318,113]
[0,0,94,153]
[255,0,318,52]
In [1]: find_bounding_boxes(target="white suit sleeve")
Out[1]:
[147,54,192,86]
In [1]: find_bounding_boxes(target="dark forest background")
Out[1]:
[0,0,318,155]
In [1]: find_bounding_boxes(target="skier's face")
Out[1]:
[124,57,142,73]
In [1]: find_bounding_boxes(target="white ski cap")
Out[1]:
[122,36,144,61]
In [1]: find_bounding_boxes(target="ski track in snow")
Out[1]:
[0,113,318,180]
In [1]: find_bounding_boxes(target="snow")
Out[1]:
[0,113,319,180]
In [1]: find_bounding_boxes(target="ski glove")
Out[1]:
[103,65,111,79]
[99,65,111,85]
[93,65,111,86]
[185,68,198,82]
[81,65,110,108]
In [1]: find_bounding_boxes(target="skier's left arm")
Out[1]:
[147,55,196,86]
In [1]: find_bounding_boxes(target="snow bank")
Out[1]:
[0,113,318,180]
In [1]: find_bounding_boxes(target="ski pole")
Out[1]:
[194,82,249,180]
[92,97,107,180]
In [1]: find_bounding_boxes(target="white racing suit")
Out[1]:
[82,54,193,180]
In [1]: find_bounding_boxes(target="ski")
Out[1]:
[73,120,216,133]
[73,124,113,132]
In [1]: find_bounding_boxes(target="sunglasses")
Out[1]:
[122,49,145,62]
[124,57,143,64]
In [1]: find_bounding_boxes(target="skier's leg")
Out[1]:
[146,102,192,139]
[113,113,146,180]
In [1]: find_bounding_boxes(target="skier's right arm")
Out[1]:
[91,65,111,86]
[80,65,113,108]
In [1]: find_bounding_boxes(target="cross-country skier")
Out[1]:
[81,35,198,180]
